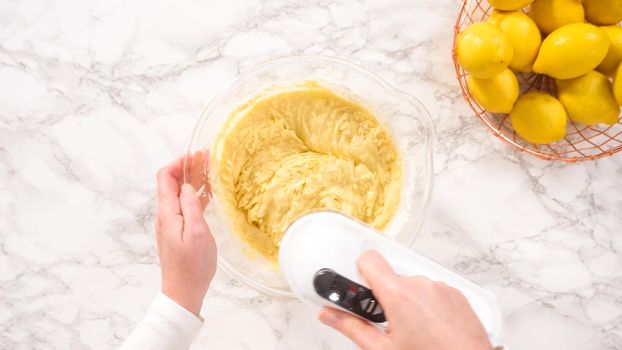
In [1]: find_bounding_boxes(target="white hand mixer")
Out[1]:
[279,210,503,344]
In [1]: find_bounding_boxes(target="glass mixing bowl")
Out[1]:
[185,55,434,299]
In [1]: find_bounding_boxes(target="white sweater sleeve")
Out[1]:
[120,293,202,350]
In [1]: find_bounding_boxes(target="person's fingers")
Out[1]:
[157,158,183,217]
[357,250,398,295]
[319,308,389,350]
[156,159,184,242]
[186,151,211,210]
[179,183,208,239]
[166,156,184,184]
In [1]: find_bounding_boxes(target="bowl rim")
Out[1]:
[186,54,436,299]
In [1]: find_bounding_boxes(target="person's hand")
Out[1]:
[155,153,216,317]
[318,251,493,350]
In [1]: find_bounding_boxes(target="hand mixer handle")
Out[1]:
[360,237,503,342]
[279,211,503,344]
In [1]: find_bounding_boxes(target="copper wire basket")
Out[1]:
[452,0,622,162]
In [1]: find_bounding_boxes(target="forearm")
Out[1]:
[120,293,202,350]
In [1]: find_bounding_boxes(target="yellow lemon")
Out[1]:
[488,0,535,10]
[510,92,567,144]
[529,0,584,34]
[556,71,619,125]
[488,11,542,72]
[583,0,622,26]
[612,63,622,106]
[457,22,514,79]
[597,26,622,76]
[533,23,610,79]
[468,69,519,113]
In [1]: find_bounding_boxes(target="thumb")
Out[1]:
[180,183,207,236]
[357,251,399,311]
[319,308,388,350]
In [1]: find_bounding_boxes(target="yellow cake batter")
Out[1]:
[214,82,402,262]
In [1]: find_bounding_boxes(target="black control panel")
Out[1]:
[313,268,386,323]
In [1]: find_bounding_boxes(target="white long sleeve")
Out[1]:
[121,293,202,350]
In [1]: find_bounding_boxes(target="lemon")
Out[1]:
[529,0,584,34]
[488,11,542,72]
[533,23,610,79]
[556,71,619,125]
[510,92,567,144]
[468,69,519,113]
[597,26,622,76]
[488,0,535,10]
[583,0,622,26]
[613,63,622,106]
[457,22,514,79]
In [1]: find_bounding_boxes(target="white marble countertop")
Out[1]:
[1,0,621,349]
